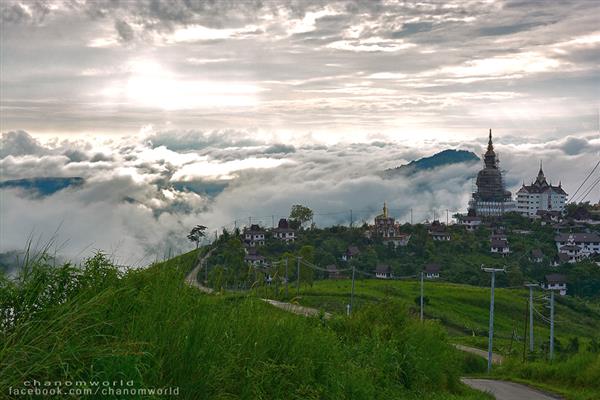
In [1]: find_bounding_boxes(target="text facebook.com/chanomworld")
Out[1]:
[8,380,179,397]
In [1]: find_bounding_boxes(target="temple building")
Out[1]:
[516,163,568,217]
[468,130,516,216]
[368,203,410,247]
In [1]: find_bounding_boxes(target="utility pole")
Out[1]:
[248,216,251,226]
[296,256,301,297]
[350,265,356,315]
[350,209,353,228]
[482,266,505,373]
[420,270,424,322]
[272,215,275,228]
[525,283,539,353]
[446,209,449,225]
[550,289,555,360]
[410,208,413,225]
[285,258,289,298]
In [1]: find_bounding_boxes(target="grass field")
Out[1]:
[0,251,489,400]
[271,278,600,354]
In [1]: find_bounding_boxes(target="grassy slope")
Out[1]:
[0,253,488,400]
[290,279,600,352]
[282,279,600,399]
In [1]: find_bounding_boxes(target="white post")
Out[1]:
[482,266,505,373]
[420,271,424,322]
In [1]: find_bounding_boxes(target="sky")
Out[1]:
[1,0,599,265]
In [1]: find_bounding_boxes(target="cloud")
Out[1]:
[2,129,598,265]
[115,19,134,42]
[0,130,49,158]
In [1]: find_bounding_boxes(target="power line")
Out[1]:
[573,174,600,204]
[569,160,600,203]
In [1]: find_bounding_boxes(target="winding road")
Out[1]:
[185,248,562,400]
[461,378,562,400]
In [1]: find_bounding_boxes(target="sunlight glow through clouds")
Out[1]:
[101,59,262,110]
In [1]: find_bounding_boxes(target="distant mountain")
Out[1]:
[383,149,479,177]
[0,177,84,196]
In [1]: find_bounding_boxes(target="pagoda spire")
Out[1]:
[383,202,388,218]
[487,129,493,152]
[538,160,544,176]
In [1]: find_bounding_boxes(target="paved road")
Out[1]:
[461,378,562,400]
[453,344,504,364]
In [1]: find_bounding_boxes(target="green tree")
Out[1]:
[289,205,314,229]
[187,225,207,249]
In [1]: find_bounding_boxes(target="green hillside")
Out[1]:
[0,251,488,400]
[287,279,600,353]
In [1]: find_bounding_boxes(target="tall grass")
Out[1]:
[0,252,486,399]
[495,353,600,400]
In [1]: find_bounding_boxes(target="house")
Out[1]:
[536,210,562,225]
[558,244,584,263]
[543,274,567,296]
[428,220,451,241]
[424,263,441,279]
[375,264,393,279]
[244,224,266,246]
[457,215,482,231]
[516,163,568,217]
[370,203,411,247]
[272,218,296,243]
[555,233,600,256]
[244,253,266,267]
[490,233,507,242]
[342,246,360,261]
[491,239,510,255]
[326,265,343,280]
[553,252,571,266]
[530,249,544,263]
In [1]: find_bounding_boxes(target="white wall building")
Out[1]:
[516,163,568,217]
[555,233,600,256]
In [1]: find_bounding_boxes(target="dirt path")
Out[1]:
[453,344,504,364]
[261,299,332,319]
[184,248,214,294]
[461,378,562,400]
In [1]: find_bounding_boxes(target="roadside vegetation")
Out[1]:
[1,252,488,399]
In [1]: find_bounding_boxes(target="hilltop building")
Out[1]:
[369,203,411,247]
[243,224,266,247]
[424,263,441,279]
[555,233,600,259]
[428,220,451,241]
[516,162,568,217]
[272,218,296,243]
[468,130,516,216]
[543,274,567,296]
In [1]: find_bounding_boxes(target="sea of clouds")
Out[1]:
[1,129,599,266]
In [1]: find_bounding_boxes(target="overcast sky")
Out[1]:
[2,0,599,141]
[1,0,599,264]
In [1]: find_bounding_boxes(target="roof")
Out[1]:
[556,253,570,262]
[277,218,290,229]
[424,263,441,273]
[376,264,391,274]
[430,231,450,236]
[346,246,360,256]
[560,244,581,252]
[490,234,507,241]
[245,254,265,262]
[545,274,567,284]
[326,264,338,272]
[459,215,482,222]
[246,224,265,233]
[531,249,544,258]
[555,233,600,243]
[491,239,509,248]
